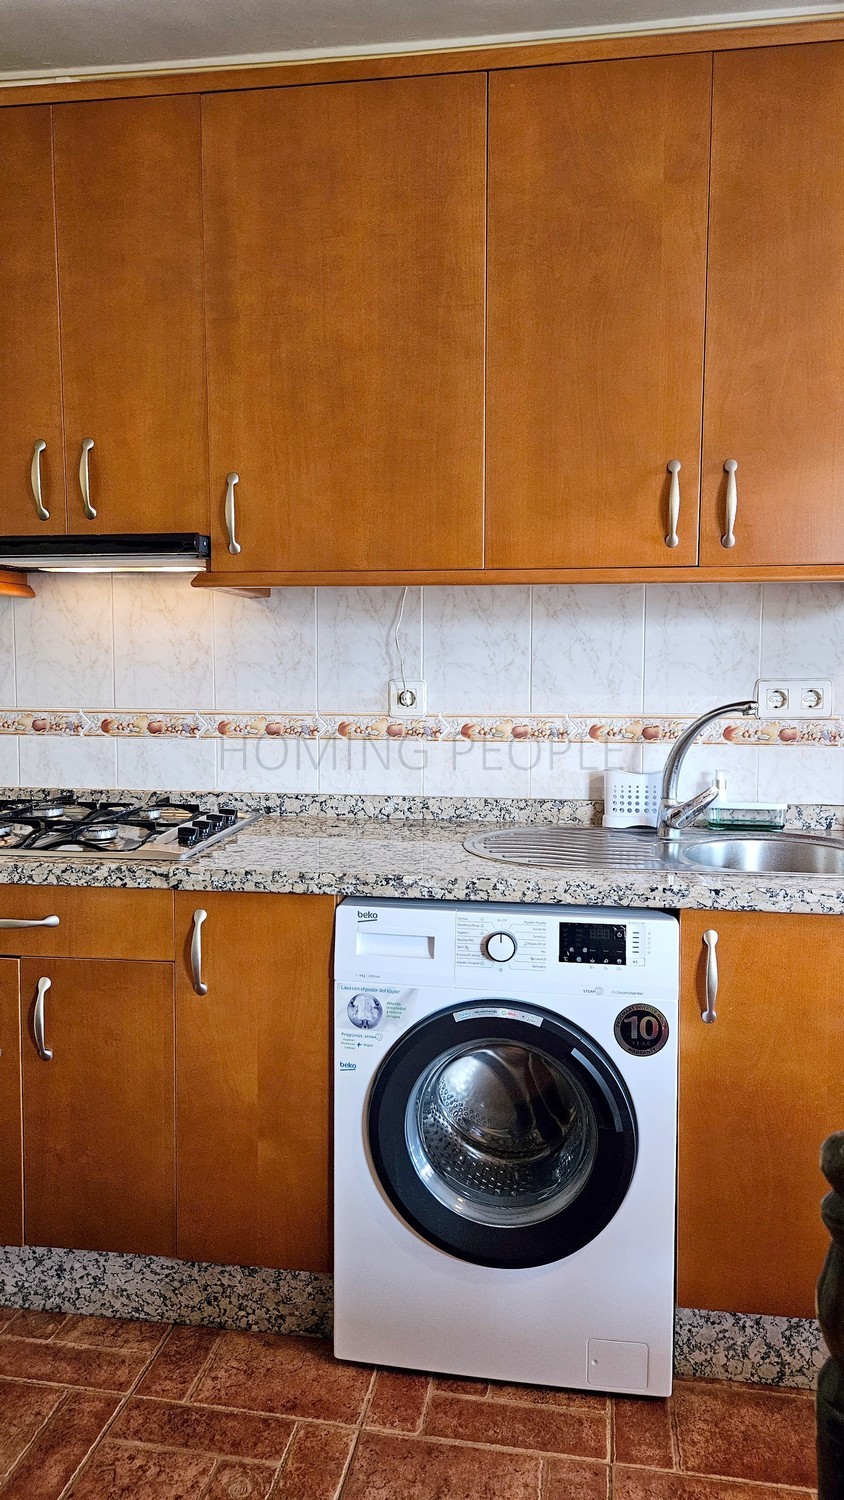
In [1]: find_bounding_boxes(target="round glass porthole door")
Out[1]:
[368,1002,637,1269]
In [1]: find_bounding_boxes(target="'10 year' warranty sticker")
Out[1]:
[613,1005,669,1057]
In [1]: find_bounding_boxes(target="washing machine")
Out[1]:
[333,897,679,1396]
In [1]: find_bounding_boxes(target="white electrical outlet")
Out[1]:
[389,679,427,717]
[755,678,834,718]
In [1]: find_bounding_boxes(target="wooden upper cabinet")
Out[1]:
[703,44,844,565]
[678,911,844,1318]
[486,55,710,569]
[53,96,208,535]
[175,892,335,1271]
[202,74,486,572]
[0,107,66,536]
[21,958,175,1256]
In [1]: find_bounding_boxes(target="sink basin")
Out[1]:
[680,834,844,875]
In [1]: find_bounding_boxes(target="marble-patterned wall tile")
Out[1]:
[757,744,844,805]
[761,582,844,706]
[116,737,217,792]
[642,742,760,802]
[113,574,214,709]
[531,741,642,801]
[14,573,114,709]
[317,737,425,795]
[213,587,317,711]
[422,739,536,797]
[0,737,20,786]
[532,585,645,715]
[317,588,421,714]
[19,734,117,790]
[423,586,531,714]
[216,736,320,794]
[0,599,16,704]
[643,585,762,713]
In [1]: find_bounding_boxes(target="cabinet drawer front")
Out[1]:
[0,887,174,959]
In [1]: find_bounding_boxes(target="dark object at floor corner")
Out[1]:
[817,1130,844,1498]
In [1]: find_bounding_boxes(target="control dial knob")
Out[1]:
[482,930,518,963]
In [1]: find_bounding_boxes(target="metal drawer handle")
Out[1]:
[721,460,738,549]
[665,460,681,548]
[31,440,49,521]
[33,976,53,1061]
[79,438,96,519]
[191,908,208,995]
[701,928,718,1023]
[0,915,59,929]
[225,472,241,556]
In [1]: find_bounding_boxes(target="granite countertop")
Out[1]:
[0,814,843,915]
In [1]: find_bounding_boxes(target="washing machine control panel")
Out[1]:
[455,911,648,977]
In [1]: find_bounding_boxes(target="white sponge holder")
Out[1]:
[602,770,663,829]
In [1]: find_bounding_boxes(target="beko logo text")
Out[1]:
[357,910,377,921]
[340,1061,357,1071]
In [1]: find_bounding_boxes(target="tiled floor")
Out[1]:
[0,1305,818,1499]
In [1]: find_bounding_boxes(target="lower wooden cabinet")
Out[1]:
[0,960,23,1247]
[21,958,176,1256]
[678,910,844,1318]
[175,892,335,1271]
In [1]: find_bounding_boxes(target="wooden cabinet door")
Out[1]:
[175,893,334,1271]
[0,107,66,536]
[21,959,175,1256]
[678,911,844,1317]
[702,44,844,565]
[53,96,208,535]
[202,74,485,573]
[0,960,23,1246]
[486,55,710,569]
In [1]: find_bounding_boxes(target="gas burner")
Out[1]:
[0,803,258,862]
[77,826,121,845]
[30,804,70,820]
[140,803,198,826]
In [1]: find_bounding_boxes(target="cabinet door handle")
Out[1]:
[224,472,241,556]
[191,908,208,995]
[30,440,49,521]
[665,460,681,548]
[0,915,59,929]
[721,460,738,549]
[701,928,718,1023]
[33,976,53,1060]
[78,438,96,519]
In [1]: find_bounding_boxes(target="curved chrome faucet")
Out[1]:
[657,697,758,840]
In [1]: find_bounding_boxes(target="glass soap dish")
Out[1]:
[702,803,787,831]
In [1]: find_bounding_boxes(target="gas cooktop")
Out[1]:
[0,798,258,862]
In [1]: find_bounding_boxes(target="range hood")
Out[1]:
[0,534,211,573]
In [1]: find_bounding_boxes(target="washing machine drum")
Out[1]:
[368,1001,637,1269]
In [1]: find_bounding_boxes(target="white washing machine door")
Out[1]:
[368,999,637,1269]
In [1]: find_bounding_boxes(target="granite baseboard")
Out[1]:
[0,1245,825,1389]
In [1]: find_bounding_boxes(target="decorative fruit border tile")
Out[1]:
[0,710,842,744]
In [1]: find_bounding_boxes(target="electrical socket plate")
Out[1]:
[755,678,834,718]
[389,679,427,717]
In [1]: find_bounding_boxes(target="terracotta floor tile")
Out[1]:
[4,1311,69,1342]
[273,1423,356,1500]
[673,1381,816,1488]
[204,1459,277,1499]
[59,1315,166,1354]
[424,1392,608,1458]
[67,1439,215,1498]
[614,1396,676,1468]
[2,1389,120,1499]
[613,1467,815,1500]
[365,1370,430,1432]
[544,1456,610,1500]
[0,1380,65,1479]
[192,1334,372,1423]
[136,1325,222,1401]
[110,1397,295,1461]
[489,1381,608,1412]
[341,1431,543,1500]
[0,1337,148,1393]
[431,1377,490,1396]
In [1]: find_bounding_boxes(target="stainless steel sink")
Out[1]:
[679,834,844,875]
